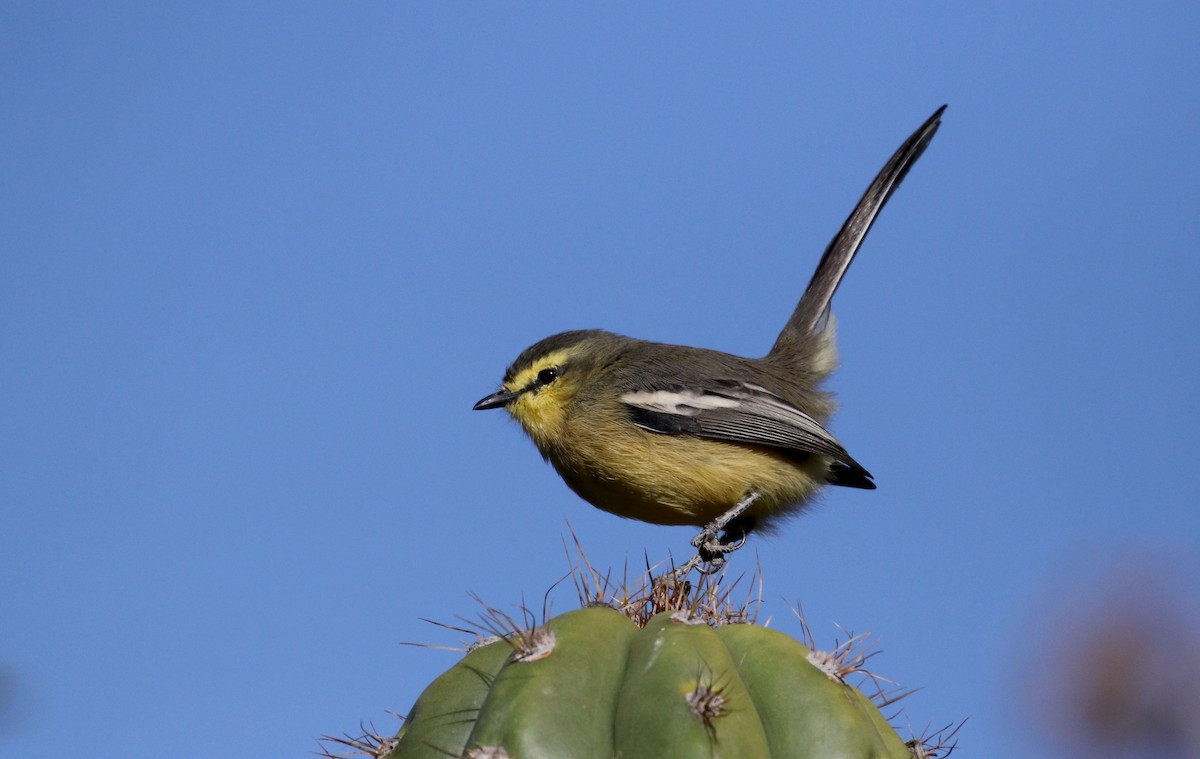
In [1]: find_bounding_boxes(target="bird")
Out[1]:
[474,106,945,573]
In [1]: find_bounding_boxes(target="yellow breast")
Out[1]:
[547,420,828,527]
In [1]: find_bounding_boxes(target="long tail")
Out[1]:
[769,105,945,359]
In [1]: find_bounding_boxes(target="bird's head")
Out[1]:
[473,329,621,450]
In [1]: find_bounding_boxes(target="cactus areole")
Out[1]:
[389,606,910,759]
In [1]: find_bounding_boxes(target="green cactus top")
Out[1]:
[389,606,911,759]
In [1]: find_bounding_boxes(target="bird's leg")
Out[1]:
[674,492,760,579]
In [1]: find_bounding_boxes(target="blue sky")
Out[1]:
[2,3,1198,757]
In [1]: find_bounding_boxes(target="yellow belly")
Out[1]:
[546,425,829,527]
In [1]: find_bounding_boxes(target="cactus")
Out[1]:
[387,599,911,758]
[318,563,955,759]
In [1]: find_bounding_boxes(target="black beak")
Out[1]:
[473,388,522,410]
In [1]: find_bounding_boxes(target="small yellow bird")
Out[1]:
[475,106,944,571]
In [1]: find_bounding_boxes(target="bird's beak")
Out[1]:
[473,388,523,410]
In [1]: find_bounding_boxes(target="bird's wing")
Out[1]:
[620,381,873,486]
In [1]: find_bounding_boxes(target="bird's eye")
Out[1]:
[536,367,560,386]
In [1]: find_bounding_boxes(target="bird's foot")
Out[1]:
[673,492,760,580]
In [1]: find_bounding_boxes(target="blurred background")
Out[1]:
[2,3,1198,757]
